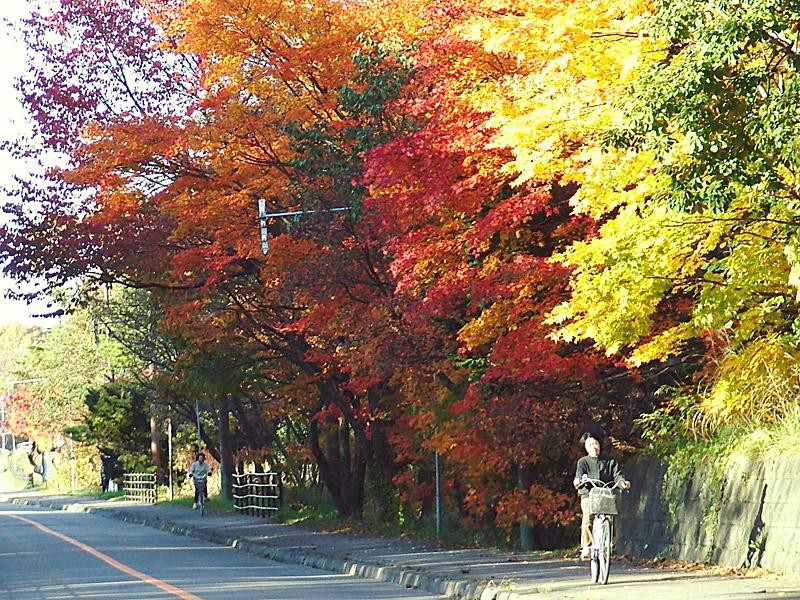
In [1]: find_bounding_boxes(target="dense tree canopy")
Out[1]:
[2,0,796,546]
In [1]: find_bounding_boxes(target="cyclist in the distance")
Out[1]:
[573,433,630,559]
[188,452,212,509]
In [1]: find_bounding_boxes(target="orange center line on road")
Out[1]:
[5,513,203,600]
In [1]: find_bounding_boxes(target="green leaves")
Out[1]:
[618,0,800,213]
[550,0,800,439]
[77,380,151,472]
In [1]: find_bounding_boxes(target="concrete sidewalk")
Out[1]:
[2,491,798,600]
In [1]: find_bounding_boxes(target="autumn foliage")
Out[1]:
[6,0,760,547]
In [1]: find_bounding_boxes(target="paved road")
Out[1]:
[4,496,800,600]
[0,503,444,600]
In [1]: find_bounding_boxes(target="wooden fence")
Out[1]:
[123,472,157,503]
[232,471,281,517]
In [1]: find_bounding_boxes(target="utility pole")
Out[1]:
[195,399,202,447]
[167,407,174,500]
[435,451,442,539]
[258,199,353,255]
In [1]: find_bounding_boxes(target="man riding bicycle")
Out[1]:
[188,452,212,509]
[573,433,630,560]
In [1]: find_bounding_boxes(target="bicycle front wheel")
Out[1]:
[598,518,611,584]
[590,516,601,583]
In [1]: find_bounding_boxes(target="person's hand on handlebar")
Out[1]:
[573,473,588,489]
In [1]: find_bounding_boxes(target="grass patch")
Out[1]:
[67,489,125,500]
[272,482,514,549]
[271,504,529,550]
[273,503,339,526]
[735,405,800,457]
[160,494,236,513]
[0,471,29,494]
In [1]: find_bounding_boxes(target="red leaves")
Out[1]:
[467,186,555,250]
[312,403,343,423]
[4,0,649,536]
[358,13,623,531]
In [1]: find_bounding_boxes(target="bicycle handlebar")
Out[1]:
[578,476,625,490]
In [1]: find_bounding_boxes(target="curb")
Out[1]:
[4,496,545,600]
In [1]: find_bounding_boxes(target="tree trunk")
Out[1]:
[219,396,234,500]
[309,416,366,518]
[518,463,535,551]
[198,421,220,463]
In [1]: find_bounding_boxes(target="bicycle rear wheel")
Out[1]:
[598,518,611,584]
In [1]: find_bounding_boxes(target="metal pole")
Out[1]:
[258,199,270,254]
[435,451,441,538]
[195,399,201,447]
[1,392,5,451]
[167,415,174,500]
[258,200,353,255]
[69,440,76,494]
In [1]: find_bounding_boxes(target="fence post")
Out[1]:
[232,473,238,512]
[262,473,268,517]
[268,472,276,515]
[247,473,253,517]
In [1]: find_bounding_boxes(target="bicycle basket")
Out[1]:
[588,487,618,515]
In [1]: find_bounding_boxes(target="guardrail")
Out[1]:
[123,472,157,503]
[232,471,281,517]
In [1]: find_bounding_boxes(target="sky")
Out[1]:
[0,0,58,328]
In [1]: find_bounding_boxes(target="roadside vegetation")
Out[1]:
[3,0,800,552]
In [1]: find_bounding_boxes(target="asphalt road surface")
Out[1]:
[0,503,444,600]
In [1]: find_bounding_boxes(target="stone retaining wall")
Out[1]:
[617,454,800,572]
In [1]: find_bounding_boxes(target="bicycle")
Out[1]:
[582,476,624,585]
[194,475,209,517]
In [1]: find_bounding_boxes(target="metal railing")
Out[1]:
[232,471,281,517]
[123,472,157,503]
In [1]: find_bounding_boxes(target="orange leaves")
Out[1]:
[8,0,655,532]
[494,485,576,531]
[172,0,363,119]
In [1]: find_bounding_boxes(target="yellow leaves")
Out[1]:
[784,239,800,301]
[458,299,516,351]
[628,323,696,367]
[550,202,729,356]
[569,147,664,217]
[410,242,463,288]
[699,337,800,431]
[352,0,430,45]
[452,0,661,196]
